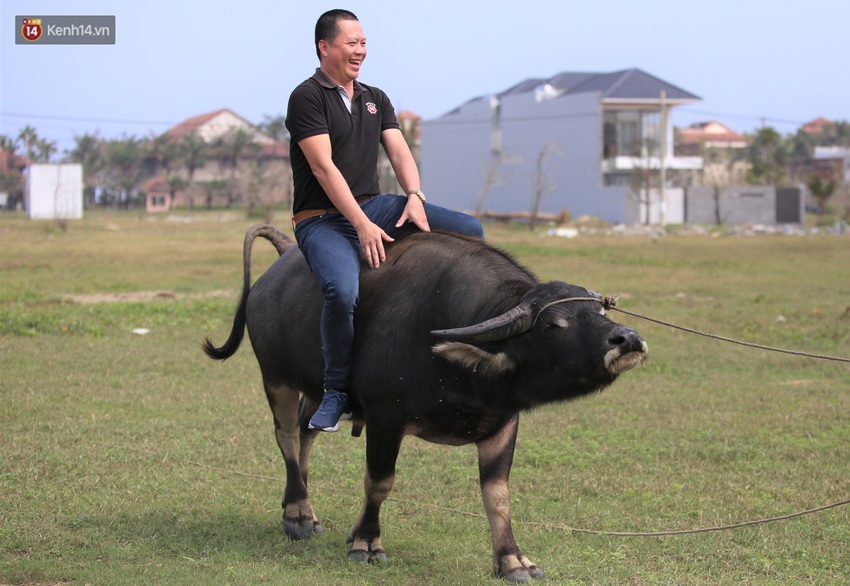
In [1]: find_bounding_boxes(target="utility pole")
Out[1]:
[659,90,667,225]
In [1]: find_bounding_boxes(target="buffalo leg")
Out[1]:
[347,422,404,563]
[477,415,545,583]
[265,382,322,539]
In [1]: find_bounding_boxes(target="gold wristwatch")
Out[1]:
[407,189,426,203]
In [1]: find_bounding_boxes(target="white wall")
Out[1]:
[26,164,83,219]
[421,90,633,224]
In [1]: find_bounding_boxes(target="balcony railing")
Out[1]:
[601,156,704,173]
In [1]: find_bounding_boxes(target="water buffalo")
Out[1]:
[203,225,648,582]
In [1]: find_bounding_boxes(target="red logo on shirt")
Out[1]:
[366,102,378,115]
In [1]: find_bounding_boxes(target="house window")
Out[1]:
[603,110,661,159]
[603,172,632,186]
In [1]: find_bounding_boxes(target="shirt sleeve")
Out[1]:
[286,82,330,144]
[378,89,400,132]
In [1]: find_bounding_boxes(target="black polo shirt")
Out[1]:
[286,68,400,214]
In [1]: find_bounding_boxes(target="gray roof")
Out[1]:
[499,77,547,96]
[498,68,700,102]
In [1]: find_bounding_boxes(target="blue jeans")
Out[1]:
[295,194,483,392]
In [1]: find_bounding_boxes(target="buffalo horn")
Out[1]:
[431,303,534,343]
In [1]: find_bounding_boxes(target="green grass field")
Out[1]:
[2,211,849,585]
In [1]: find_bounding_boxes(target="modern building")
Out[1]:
[421,68,703,224]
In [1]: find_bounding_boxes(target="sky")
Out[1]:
[2,0,849,157]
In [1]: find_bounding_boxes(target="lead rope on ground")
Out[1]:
[105,446,850,537]
[596,296,850,364]
[554,497,850,537]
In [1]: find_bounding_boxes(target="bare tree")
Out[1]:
[702,145,747,225]
[628,137,660,225]
[474,156,504,218]
[529,142,561,230]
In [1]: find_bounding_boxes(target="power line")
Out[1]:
[1,111,179,127]
[677,108,809,128]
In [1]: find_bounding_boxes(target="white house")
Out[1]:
[421,68,702,225]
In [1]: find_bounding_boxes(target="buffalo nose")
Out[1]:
[609,327,644,351]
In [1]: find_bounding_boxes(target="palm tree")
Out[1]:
[166,175,189,204]
[178,131,209,209]
[17,125,39,162]
[105,135,146,208]
[67,132,104,208]
[0,134,23,207]
[35,138,57,163]
[788,129,815,183]
[199,179,226,210]
[0,134,17,173]
[747,127,788,185]
[215,128,255,207]
[180,131,208,185]
[147,132,182,178]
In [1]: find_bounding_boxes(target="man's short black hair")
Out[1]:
[315,9,359,61]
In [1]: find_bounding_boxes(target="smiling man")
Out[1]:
[285,9,483,432]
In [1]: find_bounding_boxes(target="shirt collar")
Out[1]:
[312,68,364,97]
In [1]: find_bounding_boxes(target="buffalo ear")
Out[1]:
[431,341,517,376]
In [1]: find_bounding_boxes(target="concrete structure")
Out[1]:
[421,68,702,225]
[684,186,803,225]
[25,163,83,219]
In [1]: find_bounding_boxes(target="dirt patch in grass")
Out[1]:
[61,289,237,304]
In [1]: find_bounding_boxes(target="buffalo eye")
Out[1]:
[542,316,569,332]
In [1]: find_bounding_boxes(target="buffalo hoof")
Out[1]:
[283,517,323,540]
[282,504,323,540]
[348,548,370,563]
[347,536,387,564]
[347,547,387,564]
[497,554,546,583]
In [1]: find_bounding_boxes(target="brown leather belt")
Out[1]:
[291,195,376,228]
